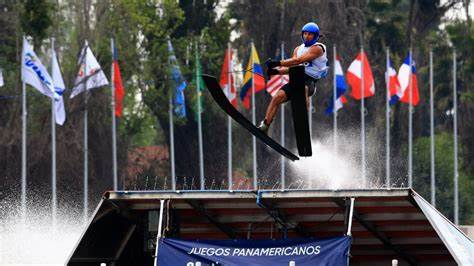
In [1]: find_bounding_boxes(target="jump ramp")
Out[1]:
[67,188,473,266]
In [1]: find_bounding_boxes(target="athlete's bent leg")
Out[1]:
[265,90,288,125]
[257,90,288,134]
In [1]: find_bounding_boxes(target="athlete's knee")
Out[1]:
[273,91,287,104]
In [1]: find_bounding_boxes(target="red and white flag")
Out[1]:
[266,74,289,97]
[219,48,237,107]
[346,51,375,100]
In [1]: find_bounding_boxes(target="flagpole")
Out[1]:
[280,41,285,190]
[110,38,118,191]
[166,39,177,192]
[196,41,205,190]
[251,42,257,190]
[333,45,337,154]
[83,41,89,224]
[408,48,413,188]
[385,47,391,187]
[429,49,435,206]
[453,49,459,225]
[51,38,57,228]
[360,45,366,187]
[21,37,27,222]
[227,43,233,190]
[169,83,176,191]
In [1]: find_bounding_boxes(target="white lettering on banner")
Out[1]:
[192,245,322,257]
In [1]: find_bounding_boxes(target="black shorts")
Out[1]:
[280,74,318,100]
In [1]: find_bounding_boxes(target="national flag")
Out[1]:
[21,37,59,99]
[194,49,205,115]
[397,53,419,106]
[112,46,125,117]
[51,49,66,125]
[70,41,109,98]
[0,68,4,87]
[265,74,289,97]
[346,51,375,100]
[326,55,348,114]
[240,43,265,109]
[219,48,236,107]
[167,39,187,118]
[387,59,402,105]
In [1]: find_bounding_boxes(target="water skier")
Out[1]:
[258,22,329,134]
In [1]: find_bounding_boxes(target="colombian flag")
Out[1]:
[240,43,265,109]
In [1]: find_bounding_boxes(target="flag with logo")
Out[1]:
[219,48,237,107]
[240,43,265,109]
[51,49,66,125]
[112,45,125,117]
[70,41,109,98]
[346,51,375,100]
[266,74,289,97]
[21,37,59,99]
[167,39,187,118]
[396,53,419,106]
[326,54,348,114]
[0,68,4,87]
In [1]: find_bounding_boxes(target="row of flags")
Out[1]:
[18,37,125,126]
[217,45,419,116]
[333,51,419,113]
[12,37,420,125]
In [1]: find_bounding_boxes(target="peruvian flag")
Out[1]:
[219,48,237,107]
[346,51,375,100]
[397,53,419,106]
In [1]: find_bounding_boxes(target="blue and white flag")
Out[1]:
[70,41,109,98]
[21,37,59,99]
[0,68,4,87]
[326,54,347,115]
[167,39,187,118]
[157,237,351,266]
[52,49,66,125]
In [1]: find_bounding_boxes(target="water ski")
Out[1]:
[202,74,299,161]
[289,65,312,156]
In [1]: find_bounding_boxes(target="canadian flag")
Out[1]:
[219,48,237,107]
[346,51,375,100]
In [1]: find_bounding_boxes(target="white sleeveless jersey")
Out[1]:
[296,42,329,79]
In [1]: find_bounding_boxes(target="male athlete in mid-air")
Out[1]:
[258,22,329,134]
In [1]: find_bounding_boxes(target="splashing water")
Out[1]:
[290,136,383,190]
[0,205,84,265]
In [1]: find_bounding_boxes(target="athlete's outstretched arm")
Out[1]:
[280,46,323,67]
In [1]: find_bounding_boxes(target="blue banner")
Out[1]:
[156,237,351,266]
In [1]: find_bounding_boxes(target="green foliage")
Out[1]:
[412,133,474,224]
[20,0,53,46]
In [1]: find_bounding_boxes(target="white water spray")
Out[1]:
[290,131,385,190]
[0,198,84,265]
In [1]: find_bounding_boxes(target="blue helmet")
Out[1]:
[301,22,320,47]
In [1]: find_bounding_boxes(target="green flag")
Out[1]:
[193,48,205,119]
